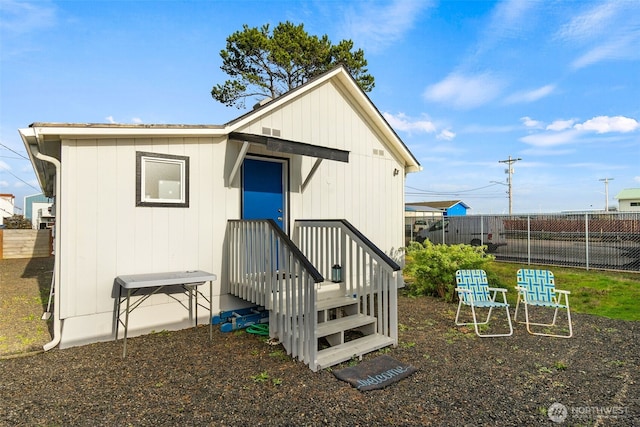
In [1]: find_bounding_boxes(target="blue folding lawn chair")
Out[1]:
[455,269,513,337]
[515,269,573,338]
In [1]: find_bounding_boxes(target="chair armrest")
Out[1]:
[455,287,471,293]
[487,287,508,293]
[555,289,571,295]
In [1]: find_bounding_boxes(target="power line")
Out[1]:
[0,143,30,160]
[405,182,503,195]
[0,164,40,191]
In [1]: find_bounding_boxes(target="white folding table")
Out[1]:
[115,270,217,357]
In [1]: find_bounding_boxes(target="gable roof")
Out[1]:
[20,67,421,196]
[615,188,640,200]
[225,66,421,172]
[406,200,470,210]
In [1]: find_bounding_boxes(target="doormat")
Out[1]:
[333,355,417,391]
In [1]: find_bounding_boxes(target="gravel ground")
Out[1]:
[1,257,638,426]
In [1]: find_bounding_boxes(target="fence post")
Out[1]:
[527,215,531,265]
[585,213,590,271]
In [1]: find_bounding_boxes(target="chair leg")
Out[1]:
[522,302,572,338]
[454,299,465,326]
[514,293,522,323]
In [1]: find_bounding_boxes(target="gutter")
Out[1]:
[29,130,62,351]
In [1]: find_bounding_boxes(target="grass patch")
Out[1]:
[487,261,640,321]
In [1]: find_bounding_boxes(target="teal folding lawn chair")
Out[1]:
[455,269,513,337]
[515,269,573,338]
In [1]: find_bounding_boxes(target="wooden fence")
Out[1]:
[0,229,52,259]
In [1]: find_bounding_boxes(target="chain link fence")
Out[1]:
[409,213,640,273]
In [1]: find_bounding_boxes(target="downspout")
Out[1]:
[32,138,62,351]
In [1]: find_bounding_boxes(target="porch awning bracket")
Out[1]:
[227,141,250,187]
[301,158,323,192]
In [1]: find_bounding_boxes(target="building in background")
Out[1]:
[24,193,55,229]
[0,194,15,223]
[406,200,470,217]
[615,189,640,212]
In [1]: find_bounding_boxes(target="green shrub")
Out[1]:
[403,240,495,302]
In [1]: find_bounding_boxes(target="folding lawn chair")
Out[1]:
[455,269,513,337]
[515,269,573,338]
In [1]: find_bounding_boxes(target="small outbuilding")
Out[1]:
[615,188,640,212]
[20,66,421,370]
[406,200,470,216]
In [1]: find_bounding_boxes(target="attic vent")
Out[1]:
[373,149,385,156]
[261,127,281,137]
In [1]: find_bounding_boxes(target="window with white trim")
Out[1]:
[136,151,189,207]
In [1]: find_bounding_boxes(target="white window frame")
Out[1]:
[136,151,189,207]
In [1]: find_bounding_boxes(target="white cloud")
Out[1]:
[557,1,640,69]
[0,180,9,188]
[424,72,503,109]
[520,130,581,147]
[0,160,11,171]
[0,0,56,36]
[339,0,434,52]
[383,112,437,135]
[546,119,575,131]
[105,116,117,124]
[557,2,619,41]
[437,129,456,141]
[571,33,640,69]
[521,116,544,129]
[634,176,640,183]
[131,117,143,124]
[505,85,555,104]
[574,116,639,133]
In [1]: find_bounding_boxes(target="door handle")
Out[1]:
[277,217,283,221]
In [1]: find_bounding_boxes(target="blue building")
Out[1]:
[24,193,54,229]
[406,200,470,217]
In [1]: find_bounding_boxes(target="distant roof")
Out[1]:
[405,205,441,212]
[615,188,640,200]
[406,200,470,210]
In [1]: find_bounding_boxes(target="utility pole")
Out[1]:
[498,156,522,215]
[599,178,614,212]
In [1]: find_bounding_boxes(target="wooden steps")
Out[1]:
[316,334,396,370]
[316,313,375,337]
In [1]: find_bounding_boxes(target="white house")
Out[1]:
[0,193,15,222]
[615,188,640,212]
[20,66,421,370]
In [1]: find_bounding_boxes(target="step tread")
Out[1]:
[316,314,376,337]
[316,334,395,370]
[317,296,358,311]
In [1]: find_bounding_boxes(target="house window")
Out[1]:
[136,151,189,207]
[631,202,640,207]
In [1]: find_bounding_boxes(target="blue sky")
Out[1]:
[1,0,638,214]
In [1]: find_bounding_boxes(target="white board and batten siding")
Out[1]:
[238,78,406,253]
[34,68,415,348]
[57,136,251,346]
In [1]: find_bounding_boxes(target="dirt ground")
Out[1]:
[1,256,639,426]
[0,257,54,356]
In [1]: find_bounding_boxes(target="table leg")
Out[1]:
[123,289,131,358]
[209,280,213,340]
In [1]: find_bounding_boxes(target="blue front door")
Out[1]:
[242,158,286,230]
